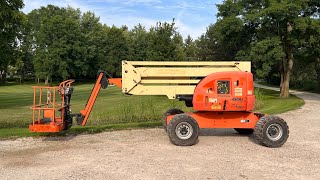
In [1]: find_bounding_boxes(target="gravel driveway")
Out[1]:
[0,86,319,180]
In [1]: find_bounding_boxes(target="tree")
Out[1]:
[29,6,67,82]
[0,0,24,83]
[16,13,34,83]
[127,24,151,61]
[28,5,90,82]
[172,32,186,61]
[127,20,185,62]
[215,0,320,97]
[27,5,132,80]
[303,17,320,91]
[195,34,210,61]
[97,25,128,77]
[195,17,251,61]
[236,37,284,82]
[184,35,197,61]
[80,11,103,78]
[148,20,178,61]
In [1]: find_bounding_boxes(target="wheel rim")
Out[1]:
[266,123,283,141]
[175,122,193,140]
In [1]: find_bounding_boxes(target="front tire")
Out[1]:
[167,113,199,146]
[162,108,184,132]
[253,115,289,148]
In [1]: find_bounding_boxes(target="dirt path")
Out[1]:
[1,87,320,180]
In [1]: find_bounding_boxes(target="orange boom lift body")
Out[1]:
[28,62,289,148]
[166,71,259,129]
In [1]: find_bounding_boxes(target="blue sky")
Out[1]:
[22,0,223,39]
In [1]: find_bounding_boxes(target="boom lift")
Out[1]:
[29,61,289,148]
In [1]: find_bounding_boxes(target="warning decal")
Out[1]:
[234,88,243,96]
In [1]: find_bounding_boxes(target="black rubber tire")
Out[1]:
[167,113,199,146]
[63,121,72,130]
[63,111,73,130]
[234,128,254,134]
[253,115,289,148]
[162,108,184,132]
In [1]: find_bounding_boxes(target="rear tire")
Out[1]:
[253,115,289,148]
[167,113,199,146]
[162,108,184,132]
[234,128,254,134]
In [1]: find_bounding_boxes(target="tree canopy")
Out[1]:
[19,6,191,82]
[198,0,320,97]
[0,0,24,82]
[2,1,320,95]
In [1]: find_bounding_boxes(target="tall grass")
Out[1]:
[254,88,265,110]
[89,96,190,125]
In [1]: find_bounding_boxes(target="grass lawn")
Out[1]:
[0,82,304,138]
[254,88,304,114]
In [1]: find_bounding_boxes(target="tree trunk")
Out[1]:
[0,69,3,84]
[20,68,25,84]
[0,69,7,84]
[280,47,293,98]
[45,76,49,85]
[315,57,320,92]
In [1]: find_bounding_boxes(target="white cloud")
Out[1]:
[22,0,62,13]
[175,19,207,39]
[99,14,205,39]
[87,0,162,6]
[22,0,219,39]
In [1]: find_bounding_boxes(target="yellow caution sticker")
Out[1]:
[234,88,243,96]
[211,104,221,110]
[209,98,218,103]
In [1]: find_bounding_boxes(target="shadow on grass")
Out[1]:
[0,121,162,140]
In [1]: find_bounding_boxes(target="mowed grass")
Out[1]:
[254,88,304,114]
[0,83,191,129]
[0,83,304,138]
